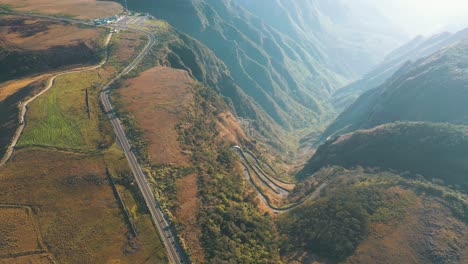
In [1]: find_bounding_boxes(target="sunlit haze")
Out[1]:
[373,0,468,35]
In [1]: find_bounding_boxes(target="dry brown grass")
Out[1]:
[215,112,248,146]
[0,253,56,264]
[346,191,468,264]
[0,148,166,263]
[118,66,262,262]
[0,0,122,19]
[119,66,194,166]
[0,206,43,257]
[105,30,144,73]
[111,31,144,62]
[0,15,105,50]
[0,75,47,102]
[0,15,106,100]
[0,15,167,263]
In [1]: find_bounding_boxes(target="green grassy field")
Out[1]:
[18,65,112,150]
[4,27,168,263]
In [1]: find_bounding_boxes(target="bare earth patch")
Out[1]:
[119,66,194,166]
[0,0,122,19]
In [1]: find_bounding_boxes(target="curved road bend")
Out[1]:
[242,151,291,196]
[234,146,328,213]
[0,10,187,264]
[0,33,113,166]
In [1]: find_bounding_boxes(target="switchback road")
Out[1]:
[234,146,328,213]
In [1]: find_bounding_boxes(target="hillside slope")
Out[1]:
[236,0,405,77]
[109,19,282,263]
[301,122,468,191]
[334,28,468,110]
[0,15,104,82]
[323,39,468,140]
[123,0,332,131]
[122,0,404,135]
[282,167,468,263]
[0,15,106,158]
[293,121,468,262]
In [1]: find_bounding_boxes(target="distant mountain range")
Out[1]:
[323,38,468,141]
[293,22,468,264]
[334,27,468,111]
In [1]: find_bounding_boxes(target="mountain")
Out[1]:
[292,24,468,264]
[334,27,468,110]
[283,164,468,263]
[292,122,467,263]
[300,122,468,191]
[122,0,404,136]
[236,0,405,77]
[322,38,468,140]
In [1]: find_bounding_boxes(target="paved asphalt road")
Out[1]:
[99,26,187,264]
[0,9,187,264]
[233,146,328,213]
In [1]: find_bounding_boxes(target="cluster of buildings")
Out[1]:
[93,15,120,25]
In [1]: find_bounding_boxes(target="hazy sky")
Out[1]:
[373,0,468,36]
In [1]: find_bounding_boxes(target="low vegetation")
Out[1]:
[0,21,168,263]
[113,71,282,262]
[181,83,281,263]
[280,167,468,262]
[0,206,44,257]
[18,70,113,150]
[0,14,106,155]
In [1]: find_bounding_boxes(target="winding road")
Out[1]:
[0,10,187,264]
[0,33,113,166]
[234,146,328,213]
